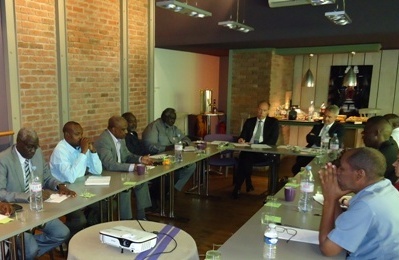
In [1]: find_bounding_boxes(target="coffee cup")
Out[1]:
[136,164,146,175]
[284,186,296,202]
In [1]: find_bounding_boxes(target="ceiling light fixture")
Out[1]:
[310,0,335,6]
[343,52,358,87]
[218,0,254,33]
[325,0,351,25]
[156,0,212,18]
[303,54,315,88]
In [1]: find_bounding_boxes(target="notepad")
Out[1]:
[250,144,271,149]
[183,146,196,152]
[85,176,111,185]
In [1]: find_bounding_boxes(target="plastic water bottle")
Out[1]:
[29,175,43,211]
[298,165,314,212]
[263,223,278,259]
[174,134,183,163]
[329,133,340,159]
[320,136,330,153]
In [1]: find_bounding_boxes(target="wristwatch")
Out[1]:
[57,183,67,190]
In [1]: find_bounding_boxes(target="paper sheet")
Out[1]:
[45,194,69,203]
[183,146,196,152]
[0,214,13,224]
[149,154,167,159]
[250,144,271,149]
[277,225,319,245]
[85,176,111,185]
[232,143,250,147]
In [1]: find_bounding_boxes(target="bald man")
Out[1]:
[95,116,152,220]
[362,116,398,183]
[318,147,399,258]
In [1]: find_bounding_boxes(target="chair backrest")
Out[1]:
[358,108,382,118]
[203,134,234,142]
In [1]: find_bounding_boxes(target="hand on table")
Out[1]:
[57,185,77,198]
[0,202,14,216]
[238,138,246,144]
[140,155,154,165]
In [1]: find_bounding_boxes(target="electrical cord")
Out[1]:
[135,220,178,259]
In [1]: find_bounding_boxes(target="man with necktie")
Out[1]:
[0,128,75,259]
[291,104,344,174]
[95,116,152,220]
[232,101,279,199]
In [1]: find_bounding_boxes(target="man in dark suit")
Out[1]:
[232,101,279,199]
[122,112,146,156]
[291,105,345,174]
[95,116,152,220]
[362,116,398,184]
[0,128,74,259]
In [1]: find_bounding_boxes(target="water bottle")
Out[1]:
[29,175,43,211]
[298,165,314,212]
[329,133,340,159]
[320,136,330,153]
[174,134,183,163]
[263,223,278,259]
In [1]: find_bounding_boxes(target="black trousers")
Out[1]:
[234,151,275,191]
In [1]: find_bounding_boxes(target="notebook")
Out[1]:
[85,176,111,186]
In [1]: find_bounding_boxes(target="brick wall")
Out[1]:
[15,0,59,154]
[66,0,121,139]
[127,1,148,134]
[230,50,294,144]
[14,0,149,158]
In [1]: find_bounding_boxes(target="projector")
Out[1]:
[99,226,157,253]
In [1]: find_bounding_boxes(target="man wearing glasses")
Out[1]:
[319,147,399,258]
[0,128,75,259]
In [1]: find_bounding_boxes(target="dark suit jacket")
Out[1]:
[95,130,141,172]
[0,145,61,203]
[125,131,146,156]
[239,116,279,145]
[379,138,398,184]
[306,122,345,148]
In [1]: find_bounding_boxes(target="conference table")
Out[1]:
[68,220,199,260]
[219,154,346,259]
[0,144,221,259]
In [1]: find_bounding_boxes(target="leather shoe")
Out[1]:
[246,185,254,192]
[232,189,240,199]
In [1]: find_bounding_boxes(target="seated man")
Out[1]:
[318,147,399,258]
[362,116,398,184]
[232,101,279,199]
[50,121,103,233]
[142,108,195,195]
[122,112,146,156]
[95,116,152,220]
[0,128,75,259]
[393,152,399,191]
[383,113,399,146]
[291,105,345,174]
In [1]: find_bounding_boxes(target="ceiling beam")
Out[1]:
[274,44,382,55]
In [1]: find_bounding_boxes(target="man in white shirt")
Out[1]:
[50,121,103,237]
[383,113,399,146]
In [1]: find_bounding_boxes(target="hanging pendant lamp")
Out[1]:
[303,54,314,88]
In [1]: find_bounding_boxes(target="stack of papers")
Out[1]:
[250,144,271,149]
[183,146,196,152]
[233,143,250,147]
[85,176,111,186]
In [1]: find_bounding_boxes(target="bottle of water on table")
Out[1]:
[298,165,314,212]
[174,134,183,163]
[329,133,340,160]
[30,176,43,211]
[263,223,278,259]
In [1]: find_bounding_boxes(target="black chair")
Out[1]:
[253,154,280,195]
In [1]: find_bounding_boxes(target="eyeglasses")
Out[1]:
[275,226,297,243]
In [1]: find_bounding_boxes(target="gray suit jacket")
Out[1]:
[0,145,61,203]
[95,130,141,171]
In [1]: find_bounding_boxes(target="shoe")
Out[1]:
[232,189,240,199]
[246,185,254,192]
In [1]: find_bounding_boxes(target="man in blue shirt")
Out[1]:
[319,147,399,259]
[50,121,103,236]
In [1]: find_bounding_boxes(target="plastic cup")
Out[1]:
[205,250,221,260]
[136,164,146,175]
[284,186,296,202]
[15,210,27,222]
